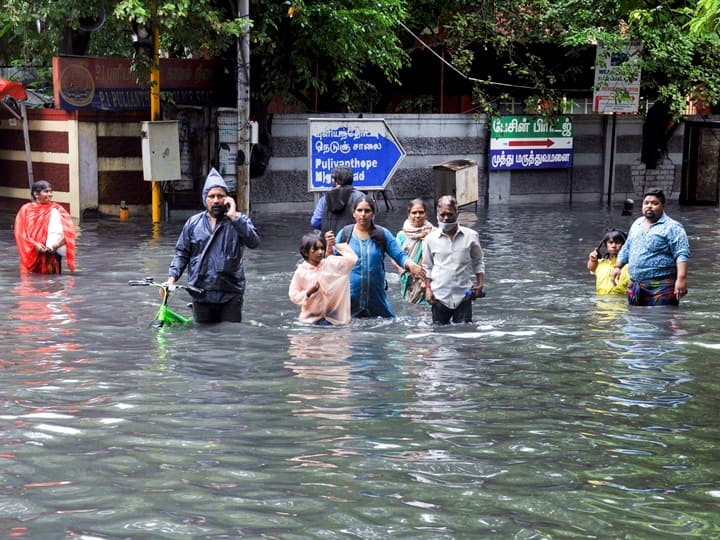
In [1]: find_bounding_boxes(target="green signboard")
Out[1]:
[490,116,573,170]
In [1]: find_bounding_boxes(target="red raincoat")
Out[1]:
[14,202,76,274]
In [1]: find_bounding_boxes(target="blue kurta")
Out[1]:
[336,226,409,318]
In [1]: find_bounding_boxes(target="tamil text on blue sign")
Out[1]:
[490,116,573,170]
[308,118,405,191]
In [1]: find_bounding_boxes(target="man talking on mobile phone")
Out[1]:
[165,168,260,323]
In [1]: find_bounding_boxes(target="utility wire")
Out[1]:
[397,20,591,93]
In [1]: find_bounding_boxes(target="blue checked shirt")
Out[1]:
[617,212,690,281]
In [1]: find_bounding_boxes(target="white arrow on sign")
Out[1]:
[308,118,406,191]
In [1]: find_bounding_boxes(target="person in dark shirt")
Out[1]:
[166,168,260,323]
[310,166,364,234]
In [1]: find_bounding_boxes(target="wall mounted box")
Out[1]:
[141,120,181,181]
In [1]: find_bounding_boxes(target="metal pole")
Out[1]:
[236,0,251,214]
[20,101,34,189]
[150,1,162,223]
[606,113,617,206]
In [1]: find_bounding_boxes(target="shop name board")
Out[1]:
[52,56,221,111]
[489,115,573,170]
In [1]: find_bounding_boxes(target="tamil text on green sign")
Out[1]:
[490,116,573,170]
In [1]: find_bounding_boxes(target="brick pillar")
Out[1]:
[630,156,676,201]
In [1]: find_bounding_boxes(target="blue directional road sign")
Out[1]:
[308,118,406,191]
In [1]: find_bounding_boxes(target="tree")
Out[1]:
[404,0,720,117]
[1,0,409,112]
[249,0,409,111]
[398,0,603,114]
[1,1,128,71]
[626,0,720,116]
[0,0,246,86]
[5,0,720,117]
[689,0,720,35]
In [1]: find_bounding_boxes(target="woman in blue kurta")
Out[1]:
[335,196,426,318]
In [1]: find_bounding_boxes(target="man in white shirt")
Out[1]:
[422,195,485,324]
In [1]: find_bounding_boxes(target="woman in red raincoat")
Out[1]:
[14,180,76,274]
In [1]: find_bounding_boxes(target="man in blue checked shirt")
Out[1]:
[612,188,690,306]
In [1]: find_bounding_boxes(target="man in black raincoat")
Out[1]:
[310,166,364,235]
[166,168,260,323]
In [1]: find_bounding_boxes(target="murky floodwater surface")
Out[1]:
[0,203,719,539]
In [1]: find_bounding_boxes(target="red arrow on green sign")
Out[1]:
[508,139,555,147]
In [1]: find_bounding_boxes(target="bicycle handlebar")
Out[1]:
[128,277,204,296]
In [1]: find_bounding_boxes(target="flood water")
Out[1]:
[0,202,719,539]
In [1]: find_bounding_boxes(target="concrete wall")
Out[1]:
[251,113,686,213]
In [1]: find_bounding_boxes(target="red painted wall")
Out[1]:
[0,108,152,215]
[0,109,73,213]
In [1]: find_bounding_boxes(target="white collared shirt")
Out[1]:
[422,226,484,308]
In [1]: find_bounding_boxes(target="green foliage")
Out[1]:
[626,1,720,117]
[250,0,409,111]
[1,0,245,81]
[113,0,247,57]
[395,94,436,113]
[437,1,609,112]
[1,0,407,112]
[4,0,720,116]
[417,0,720,117]
[689,0,720,34]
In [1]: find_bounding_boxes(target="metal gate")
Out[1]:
[680,119,720,206]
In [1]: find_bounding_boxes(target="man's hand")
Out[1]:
[224,196,238,219]
[425,284,436,304]
[674,275,688,299]
[406,261,426,282]
[162,277,177,292]
[471,285,485,299]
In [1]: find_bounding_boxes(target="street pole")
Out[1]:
[236,0,251,214]
[150,1,162,223]
[606,112,616,207]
